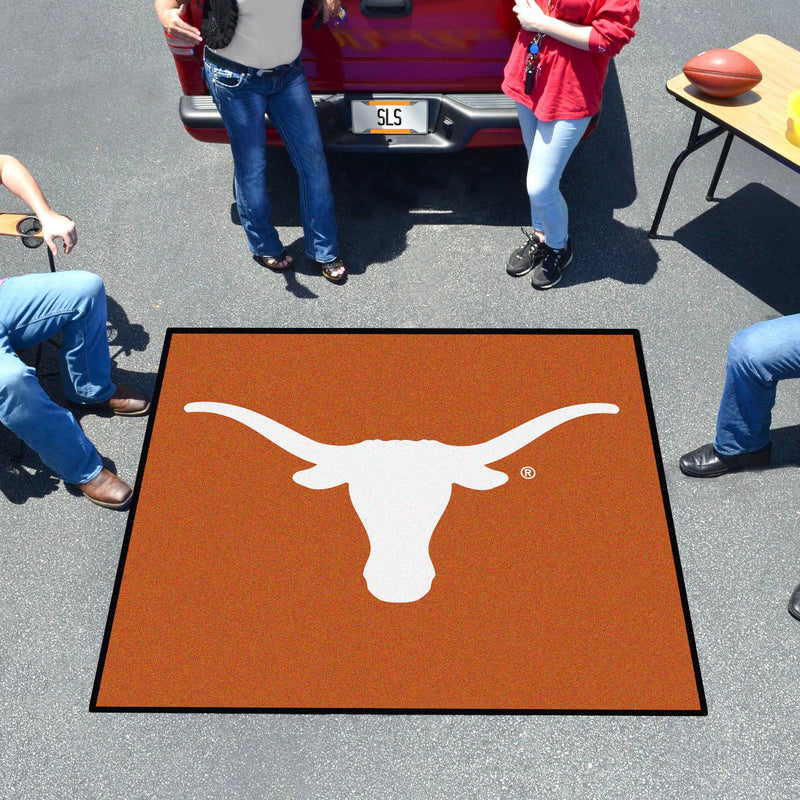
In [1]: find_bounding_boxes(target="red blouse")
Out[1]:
[501,0,639,121]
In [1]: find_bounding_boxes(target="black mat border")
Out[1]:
[90,327,707,716]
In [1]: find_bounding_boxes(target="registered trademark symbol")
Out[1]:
[520,466,536,480]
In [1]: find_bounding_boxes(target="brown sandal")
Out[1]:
[256,251,293,271]
[318,257,347,283]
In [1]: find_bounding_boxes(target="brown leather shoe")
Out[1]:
[99,385,151,416]
[78,468,133,510]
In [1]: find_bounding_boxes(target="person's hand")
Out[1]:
[319,0,342,24]
[513,0,549,33]
[157,5,202,45]
[40,212,77,255]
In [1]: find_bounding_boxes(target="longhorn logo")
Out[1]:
[185,402,619,603]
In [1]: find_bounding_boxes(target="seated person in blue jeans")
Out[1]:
[0,154,149,510]
[679,316,800,621]
[679,316,800,478]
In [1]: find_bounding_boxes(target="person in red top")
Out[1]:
[502,0,639,289]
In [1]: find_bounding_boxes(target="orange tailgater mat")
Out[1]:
[91,330,705,714]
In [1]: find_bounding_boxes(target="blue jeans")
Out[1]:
[204,53,339,263]
[0,271,114,483]
[516,104,591,250]
[714,314,800,455]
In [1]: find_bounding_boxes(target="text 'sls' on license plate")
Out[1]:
[351,100,428,134]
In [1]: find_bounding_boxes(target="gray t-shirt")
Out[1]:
[212,0,305,70]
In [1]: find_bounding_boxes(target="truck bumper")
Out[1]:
[179,92,521,152]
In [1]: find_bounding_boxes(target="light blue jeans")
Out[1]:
[516,103,591,250]
[0,271,114,483]
[204,53,339,263]
[714,314,800,455]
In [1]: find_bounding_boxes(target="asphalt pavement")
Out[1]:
[2,1,800,797]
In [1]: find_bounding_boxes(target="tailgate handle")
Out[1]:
[360,0,413,18]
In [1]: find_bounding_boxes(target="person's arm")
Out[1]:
[0,155,77,255]
[155,0,202,46]
[513,0,592,50]
[513,0,638,56]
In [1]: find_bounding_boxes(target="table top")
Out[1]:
[667,34,800,169]
[0,213,42,239]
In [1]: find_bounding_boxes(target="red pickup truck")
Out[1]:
[166,0,522,151]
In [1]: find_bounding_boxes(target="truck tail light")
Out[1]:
[166,33,198,58]
[164,2,200,58]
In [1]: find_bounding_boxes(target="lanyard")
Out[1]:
[523,0,555,94]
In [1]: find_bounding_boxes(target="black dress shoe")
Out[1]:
[679,442,771,478]
[789,583,800,621]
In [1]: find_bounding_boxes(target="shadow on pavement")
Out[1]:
[674,183,800,316]
[0,459,60,504]
[562,60,659,288]
[769,423,800,468]
[259,61,657,289]
[106,294,150,362]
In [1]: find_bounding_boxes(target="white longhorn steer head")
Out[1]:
[185,402,619,603]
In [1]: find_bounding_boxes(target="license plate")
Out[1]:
[351,100,428,134]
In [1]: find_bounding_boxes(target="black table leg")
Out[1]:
[649,112,728,238]
[706,131,734,201]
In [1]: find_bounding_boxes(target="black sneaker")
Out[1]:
[506,229,546,276]
[531,238,573,290]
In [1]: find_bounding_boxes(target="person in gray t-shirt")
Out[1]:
[156,0,347,282]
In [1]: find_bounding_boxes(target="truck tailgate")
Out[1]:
[301,0,518,93]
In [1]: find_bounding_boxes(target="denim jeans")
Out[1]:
[204,53,339,263]
[714,314,800,455]
[516,104,591,250]
[0,271,114,483]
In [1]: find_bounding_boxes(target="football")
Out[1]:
[683,49,762,98]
